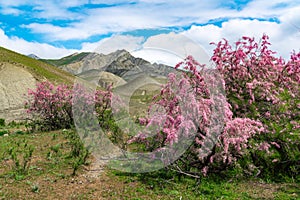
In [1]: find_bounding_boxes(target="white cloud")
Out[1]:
[18,0,299,40]
[23,23,92,41]
[23,5,172,41]
[14,0,300,43]
[132,48,183,67]
[88,34,144,54]
[3,13,300,62]
[0,7,23,15]
[133,32,211,66]
[105,16,299,64]
[279,6,300,34]
[32,1,84,20]
[0,0,31,7]
[0,28,76,59]
[182,16,300,59]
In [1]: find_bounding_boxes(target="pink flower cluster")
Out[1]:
[25,81,113,130]
[211,34,299,121]
[26,81,73,129]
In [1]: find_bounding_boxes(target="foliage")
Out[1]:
[130,56,265,177]
[211,35,300,178]
[64,129,90,176]
[0,119,5,127]
[25,80,130,151]
[7,139,34,180]
[0,129,9,136]
[130,35,300,179]
[25,81,73,131]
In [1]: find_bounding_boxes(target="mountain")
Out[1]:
[41,50,175,79]
[42,49,175,88]
[0,47,74,121]
[27,54,40,59]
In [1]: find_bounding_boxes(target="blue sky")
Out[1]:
[0,0,299,60]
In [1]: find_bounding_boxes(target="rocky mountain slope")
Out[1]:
[42,50,174,88]
[0,47,74,121]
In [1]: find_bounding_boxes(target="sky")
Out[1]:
[0,0,299,65]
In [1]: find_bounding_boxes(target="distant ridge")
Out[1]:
[41,52,90,67]
[27,54,40,59]
[41,49,175,87]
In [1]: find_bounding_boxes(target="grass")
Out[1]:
[41,52,90,67]
[105,170,300,200]
[0,47,74,84]
[0,123,299,199]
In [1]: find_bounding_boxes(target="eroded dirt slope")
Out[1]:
[0,62,36,121]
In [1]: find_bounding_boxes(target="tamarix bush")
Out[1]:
[25,81,113,132]
[130,35,299,179]
[25,81,73,131]
[129,56,265,177]
[211,35,300,178]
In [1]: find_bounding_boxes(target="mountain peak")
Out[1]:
[27,54,40,59]
[108,49,130,57]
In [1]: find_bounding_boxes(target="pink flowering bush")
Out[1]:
[211,35,300,178]
[25,81,73,131]
[129,56,265,177]
[130,35,299,178]
[25,81,116,132]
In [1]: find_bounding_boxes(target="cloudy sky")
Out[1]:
[0,0,299,64]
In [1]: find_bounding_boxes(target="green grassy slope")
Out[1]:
[41,52,90,67]
[0,47,74,84]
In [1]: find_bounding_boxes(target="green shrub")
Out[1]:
[14,130,26,135]
[0,118,5,127]
[8,120,17,128]
[8,139,35,180]
[0,129,9,136]
[65,129,90,176]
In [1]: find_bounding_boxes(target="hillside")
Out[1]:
[0,47,74,84]
[0,47,75,121]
